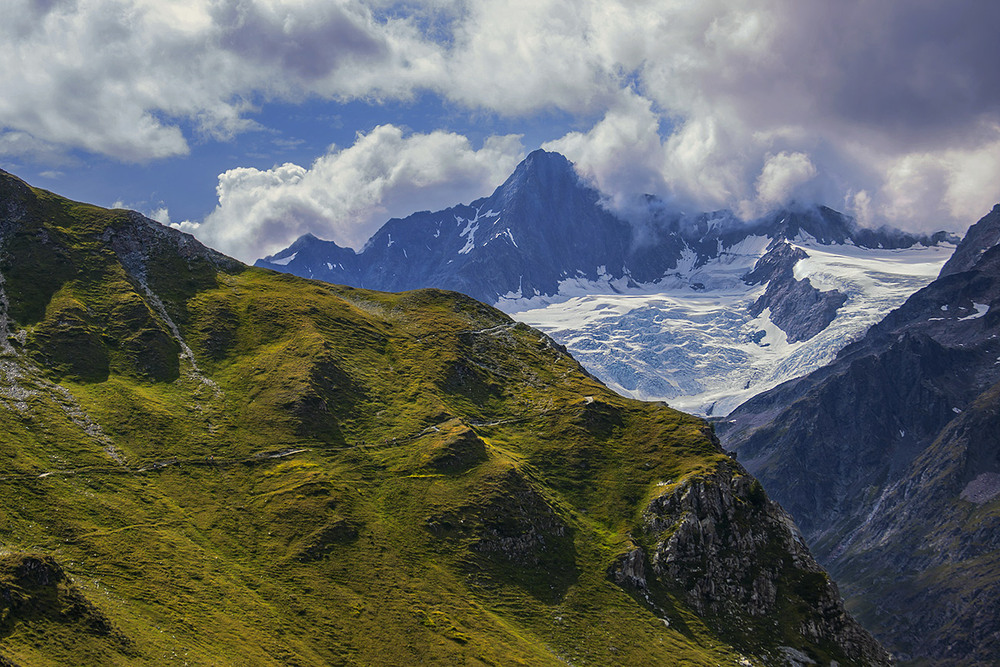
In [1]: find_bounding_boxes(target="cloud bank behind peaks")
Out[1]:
[185,125,524,261]
[4,0,1000,247]
[539,0,1000,232]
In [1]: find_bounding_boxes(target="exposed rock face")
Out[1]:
[722,203,1000,663]
[609,460,892,666]
[745,242,848,343]
[0,169,30,238]
[743,242,810,285]
[0,553,126,644]
[427,466,578,602]
[938,203,1000,278]
[104,210,242,286]
[461,467,573,569]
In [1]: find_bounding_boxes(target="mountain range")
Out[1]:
[0,169,888,665]
[259,150,957,414]
[721,204,1000,664]
[256,149,1000,663]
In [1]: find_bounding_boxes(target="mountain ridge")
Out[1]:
[0,168,889,665]
[256,151,957,415]
[720,202,1000,664]
[257,150,951,308]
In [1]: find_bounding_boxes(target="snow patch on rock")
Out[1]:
[270,251,297,266]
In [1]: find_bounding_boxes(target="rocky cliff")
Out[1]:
[610,458,891,666]
[744,242,848,343]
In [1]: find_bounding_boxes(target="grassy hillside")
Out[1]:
[0,170,879,665]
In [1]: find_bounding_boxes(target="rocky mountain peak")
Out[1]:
[764,206,856,244]
[939,203,1000,278]
[501,149,578,193]
[492,149,608,236]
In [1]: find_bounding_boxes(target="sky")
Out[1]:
[2,0,999,263]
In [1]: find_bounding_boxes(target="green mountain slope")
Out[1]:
[0,170,886,666]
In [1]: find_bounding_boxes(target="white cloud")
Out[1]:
[751,151,818,207]
[0,131,76,165]
[439,0,620,115]
[3,0,999,235]
[860,137,1000,234]
[536,0,1000,231]
[149,207,171,225]
[190,124,524,261]
[543,91,668,208]
[110,198,172,225]
[943,138,1000,225]
[0,0,436,161]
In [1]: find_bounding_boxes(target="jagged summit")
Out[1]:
[258,150,944,307]
[258,149,634,303]
[495,149,581,203]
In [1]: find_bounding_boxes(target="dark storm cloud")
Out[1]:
[212,0,389,81]
[792,1,1000,150]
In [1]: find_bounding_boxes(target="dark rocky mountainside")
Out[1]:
[743,242,848,343]
[0,168,887,665]
[257,150,949,345]
[721,204,1000,664]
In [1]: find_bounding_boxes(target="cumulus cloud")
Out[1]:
[537,0,1000,231]
[543,91,669,207]
[748,151,818,210]
[3,0,1000,236]
[187,125,524,261]
[0,0,436,161]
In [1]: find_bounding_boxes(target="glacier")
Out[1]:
[502,237,954,416]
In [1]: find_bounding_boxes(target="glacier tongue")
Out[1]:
[503,239,954,416]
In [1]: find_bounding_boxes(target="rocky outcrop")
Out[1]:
[468,468,572,567]
[104,210,242,287]
[610,461,892,666]
[745,241,847,343]
[0,553,128,645]
[0,169,30,238]
[939,203,1000,278]
[428,466,575,565]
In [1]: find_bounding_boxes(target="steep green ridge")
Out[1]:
[0,170,885,665]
